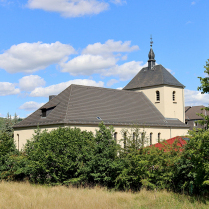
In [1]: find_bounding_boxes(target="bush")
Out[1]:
[175,129,209,195]
[115,141,183,191]
[23,127,95,185]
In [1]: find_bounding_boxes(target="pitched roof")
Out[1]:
[123,64,184,90]
[14,84,188,128]
[152,136,188,152]
[154,136,187,148]
[185,105,208,120]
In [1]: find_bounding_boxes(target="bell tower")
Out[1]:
[123,38,185,123]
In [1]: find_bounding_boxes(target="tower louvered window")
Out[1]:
[173,91,176,101]
[156,91,160,101]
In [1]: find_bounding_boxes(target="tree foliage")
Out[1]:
[175,130,209,195]
[0,121,208,195]
[197,59,209,128]
[198,59,209,94]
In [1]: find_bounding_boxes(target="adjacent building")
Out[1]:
[185,105,209,130]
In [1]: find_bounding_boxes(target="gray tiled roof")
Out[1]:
[123,65,184,90]
[14,84,188,128]
[185,105,208,120]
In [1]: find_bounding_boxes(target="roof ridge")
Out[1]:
[64,85,73,122]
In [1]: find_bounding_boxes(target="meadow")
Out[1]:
[0,182,208,209]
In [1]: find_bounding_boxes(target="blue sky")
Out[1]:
[0,0,209,118]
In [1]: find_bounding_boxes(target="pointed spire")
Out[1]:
[148,35,156,70]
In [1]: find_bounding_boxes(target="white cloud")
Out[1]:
[30,79,104,97]
[60,40,140,78]
[27,0,109,17]
[0,41,75,73]
[0,82,20,96]
[191,1,196,5]
[60,54,117,75]
[102,61,144,80]
[106,79,118,87]
[82,39,139,56]
[185,89,209,106]
[19,101,45,111]
[110,0,126,5]
[19,75,46,91]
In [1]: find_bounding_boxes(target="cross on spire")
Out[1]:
[150,35,153,48]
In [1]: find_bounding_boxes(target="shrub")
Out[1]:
[175,129,209,195]
[24,127,95,184]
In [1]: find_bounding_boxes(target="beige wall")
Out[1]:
[133,85,185,122]
[14,124,188,151]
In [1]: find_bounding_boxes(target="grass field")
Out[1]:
[0,182,208,209]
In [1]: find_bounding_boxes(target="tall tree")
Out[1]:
[197,59,209,129]
[198,59,209,94]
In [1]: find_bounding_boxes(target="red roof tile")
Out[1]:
[153,136,188,151]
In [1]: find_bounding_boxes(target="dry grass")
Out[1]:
[0,181,208,209]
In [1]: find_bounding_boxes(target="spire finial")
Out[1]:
[148,35,156,70]
[150,35,153,48]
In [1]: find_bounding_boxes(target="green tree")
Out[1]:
[86,122,122,187]
[175,129,209,195]
[197,59,209,129]
[24,127,95,185]
[115,140,183,191]
[198,59,209,94]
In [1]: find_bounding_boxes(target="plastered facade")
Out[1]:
[132,85,185,122]
[14,124,188,151]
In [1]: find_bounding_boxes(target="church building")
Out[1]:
[13,41,189,150]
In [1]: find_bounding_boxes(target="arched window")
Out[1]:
[150,133,153,145]
[17,134,19,151]
[173,91,176,101]
[141,132,145,146]
[158,133,161,142]
[156,91,160,101]
[124,132,127,149]
[114,132,117,142]
[133,132,136,141]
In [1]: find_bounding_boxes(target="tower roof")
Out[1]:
[123,64,185,90]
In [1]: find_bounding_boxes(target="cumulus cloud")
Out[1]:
[60,40,140,79]
[60,54,117,75]
[82,40,139,56]
[185,89,209,106]
[19,101,45,111]
[0,82,20,96]
[106,79,118,87]
[19,75,46,91]
[102,61,144,80]
[30,79,104,97]
[27,0,109,17]
[0,41,75,73]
